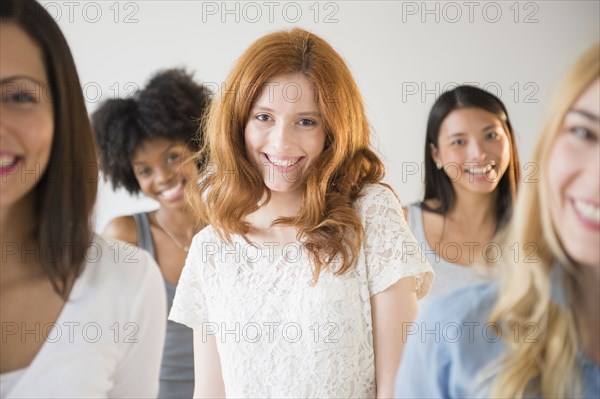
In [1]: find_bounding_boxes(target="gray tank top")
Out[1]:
[406,203,485,307]
[133,212,194,399]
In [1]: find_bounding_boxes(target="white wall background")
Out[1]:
[43,0,599,232]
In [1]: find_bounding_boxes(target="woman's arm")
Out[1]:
[192,329,226,398]
[102,215,138,244]
[371,276,418,399]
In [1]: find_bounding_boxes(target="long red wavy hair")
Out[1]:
[188,28,385,281]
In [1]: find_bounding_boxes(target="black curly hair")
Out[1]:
[92,68,211,194]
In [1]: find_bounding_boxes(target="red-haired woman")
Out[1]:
[169,28,434,398]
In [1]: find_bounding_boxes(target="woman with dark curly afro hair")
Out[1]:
[92,68,211,399]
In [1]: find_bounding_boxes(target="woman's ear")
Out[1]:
[429,142,441,165]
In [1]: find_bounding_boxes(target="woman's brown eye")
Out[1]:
[256,114,270,122]
[4,91,37,104]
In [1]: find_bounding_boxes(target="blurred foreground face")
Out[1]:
[0,23,54,210]
[548,78,600,269]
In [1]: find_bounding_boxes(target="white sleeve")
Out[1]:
[108,252,167,398]
[360,185,435,298]
[168,234,210,330]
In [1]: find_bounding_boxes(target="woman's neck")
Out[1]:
[447,188,498,228]
[245,189,302,232]
[155,205,199,239]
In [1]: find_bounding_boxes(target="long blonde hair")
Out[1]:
[488,44,599,398]
[187,28,385,281]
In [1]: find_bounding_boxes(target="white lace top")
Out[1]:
[169,184,434,398]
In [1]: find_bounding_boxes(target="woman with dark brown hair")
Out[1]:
[0,1,166,396]
[405,86,520,307]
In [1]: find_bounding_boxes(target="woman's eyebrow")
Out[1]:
[568,109,600,122]
[0,75,45,85]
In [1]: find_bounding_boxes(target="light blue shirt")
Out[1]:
[394,276,600,398]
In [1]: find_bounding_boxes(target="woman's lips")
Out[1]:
[0,153,21,176]
[572,198,600,230]
[263,153,304,172]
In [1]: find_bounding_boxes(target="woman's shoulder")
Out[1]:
[413,281,504,373]
[191,223,221,245]
[82,234,162,290]
[396,281,504,398]
[102,214,138,245]
[355,183,401,211]
[83,236,166,343]
[419,281,499,327]
[186,224,227,260]
[358,182,395,198]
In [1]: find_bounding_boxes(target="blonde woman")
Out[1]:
[395,44,599,398]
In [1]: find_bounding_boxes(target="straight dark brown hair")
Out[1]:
[1,0,97,298]
[423,85,521,229]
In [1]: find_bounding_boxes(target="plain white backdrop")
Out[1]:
[42,0,599,232]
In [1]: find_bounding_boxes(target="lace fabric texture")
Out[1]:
[169,184,434,398]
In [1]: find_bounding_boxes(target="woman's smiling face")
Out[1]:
[130,137,197,210]
[548,78,600,269]
[244,72,326,195]
[0,23,54,210]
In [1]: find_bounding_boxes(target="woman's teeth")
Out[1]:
[466,163,495,174]
[0,155,18,168]
[268,156,299,167]
[574,199,600,225]
[160,183,184,201]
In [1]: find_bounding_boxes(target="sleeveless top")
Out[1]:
[406,203,485,308]
[133,212,194,399]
